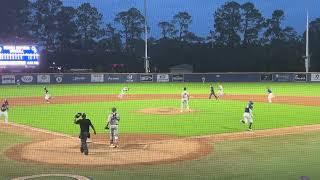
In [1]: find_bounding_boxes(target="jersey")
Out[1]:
[75,118,93,133]
[1,102,9,112]
[218,85,223,91]
[267,88,272,94]
[210,86,214,93]
[108,113,120,126]
[181,91,189,101]
[121,87,128,94]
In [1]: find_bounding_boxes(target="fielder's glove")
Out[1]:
[74,113,82,119]
[105,125,109,130]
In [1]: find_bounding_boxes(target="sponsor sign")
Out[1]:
[157,74,169,82]
[37,74,50,83]
[1,75,15,84]
[260,74,273,81]
[72,75,88,82]
[294,74,307,82]
[140,74,153,82]
[20,75,34,83]
[54,75,63,83]
[105,74,121,82]
[311,73,320,82]
[126,74,134,82]
[91,74,104,83]
[172,74,184,82]
[273,74,291,82]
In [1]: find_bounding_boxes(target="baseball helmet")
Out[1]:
[112,107,117,112]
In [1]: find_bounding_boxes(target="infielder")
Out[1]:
[267,87,274,103]
[209,85,218,99]
[0,99,9,123]
[181,87,190,112]
[106,107,120,148]
[44,87,52,103]
[241,101,254,131]
[217,84,224,97]
[74,113,96,155]
[118,87,129,99]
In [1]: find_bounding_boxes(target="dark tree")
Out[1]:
[263,10,286,43]
[307,18,320,71]
[172,12,192,40]
[240,2,264,46]
[214,1,242,47]
[158,21,176,39]
[115,8,145,51]
[100,23,122,53]
[75,3,103,47]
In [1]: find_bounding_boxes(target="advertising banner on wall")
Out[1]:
[273,73,292,82]
[91,74,104,83]
[156,74,170,82]
[105,74,121,83]
[1,75,15,84]
[51,74,64,84]
[140,74,153,82]
[37,74,50,83]
[69,74,90,83]
[125,74,138,83]
[19,75,34,84]
[260,74,273,81]
[311,73,320,82]
[294,74,307,82]
[172,74,184,82]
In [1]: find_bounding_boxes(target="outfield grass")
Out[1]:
[2,130,320,179]
[1,82,320,97]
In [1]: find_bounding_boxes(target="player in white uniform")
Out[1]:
[267,87,274,103]
[118,87,129,99]
[180,87,190,112]
[217,84,224,97]
[241,101,254,131]
[0,99,9,123]
[44,87,52,103]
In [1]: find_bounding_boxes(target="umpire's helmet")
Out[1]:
[112,107,117,112]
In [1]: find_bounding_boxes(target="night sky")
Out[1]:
[63,0,320,38]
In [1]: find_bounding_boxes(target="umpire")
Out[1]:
[74,113,96,155]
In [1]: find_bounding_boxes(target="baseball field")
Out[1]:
[1,82,320,179]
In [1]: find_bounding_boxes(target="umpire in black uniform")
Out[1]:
[74,113,96,155]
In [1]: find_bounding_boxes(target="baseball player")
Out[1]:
[16,79,21,87]
[217,83,224,97]
[209,85,218,99]
[0,99,9,123]
[241,101,254,131]
[118,87,129,99]
[106,107,120,148]
[181,87,190,112]
[74,113,96,155]
[267,87,274,103]
[44,86,52,103]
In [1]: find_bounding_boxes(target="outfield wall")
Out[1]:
[0,72,319,85]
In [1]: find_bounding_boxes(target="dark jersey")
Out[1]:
[1,103,8,112]
[267,88,272,94]
[75,119,93,133]
[210,86,214,93]
[45,89,49,94]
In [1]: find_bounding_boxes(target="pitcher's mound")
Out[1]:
[137,107,195,115]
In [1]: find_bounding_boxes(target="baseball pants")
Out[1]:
[0,111,8,123]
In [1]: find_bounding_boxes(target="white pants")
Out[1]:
[217,90,224,97]
[0,111,8,123]
[268,93,274,103]
[243,112,253,124]
[181,99,190,111]
[45,94,51,101]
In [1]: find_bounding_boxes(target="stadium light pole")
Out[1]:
[305,11,310,73]
[144,0,150,73]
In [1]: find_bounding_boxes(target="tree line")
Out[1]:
[0,0,319,72]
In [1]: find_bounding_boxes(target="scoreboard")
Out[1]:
[0,45,40,67]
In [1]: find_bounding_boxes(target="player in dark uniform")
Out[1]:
[74,113,96,155]
[209,85,218,99]
[0,99,9,123]
[241,101,254,131]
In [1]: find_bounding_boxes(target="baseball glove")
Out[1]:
[75,113,82,118]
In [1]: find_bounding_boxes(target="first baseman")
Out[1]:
[106,107,120,148]
[181,87,190,112]
[74,113,96,155]
[0,99,9,123]
[241,101,254,131]
[209,85,218,99]
[267,87,274,103]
